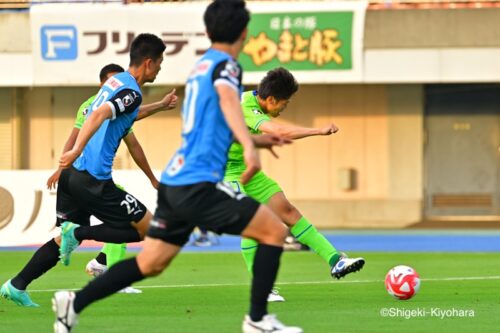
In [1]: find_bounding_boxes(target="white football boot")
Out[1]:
[242,314,303,333]
[267,288,285,302]
[52,291,78,333]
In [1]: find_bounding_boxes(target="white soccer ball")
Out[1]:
[385,265,420,300]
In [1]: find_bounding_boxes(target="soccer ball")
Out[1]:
[385,265,420,300]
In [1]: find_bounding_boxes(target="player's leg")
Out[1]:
[87,184,132,277]
[1,168,90,307]
[238,205,302,332]
[267,192,340,265]
[53,183,188,332]
[59,172,150,265]
[197,182,301,332]
[267,192,365,279]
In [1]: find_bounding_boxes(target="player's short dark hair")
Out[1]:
[129,33,166,67]
[257,67,299,101]
[204,0,250,44]
[99,63,125,82]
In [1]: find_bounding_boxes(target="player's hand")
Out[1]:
[59,149,80,169]
[319,123,339,135]
[241,146,261,185]
[161,88,178,110]
[252,134,292,158]
[47,169,62,190]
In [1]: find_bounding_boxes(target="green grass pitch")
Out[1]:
[1,251,499,332]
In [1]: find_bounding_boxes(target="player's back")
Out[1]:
[161,48,243,186]
[73,72,142,180]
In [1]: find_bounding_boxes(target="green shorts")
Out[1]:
[225,170,282,204]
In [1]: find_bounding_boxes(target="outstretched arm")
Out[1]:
[136,89,178,121]
[259,121,338,140]
[123,132,159,189]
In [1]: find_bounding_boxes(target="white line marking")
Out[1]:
[28,275,500,293]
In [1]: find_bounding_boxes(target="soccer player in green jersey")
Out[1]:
[46,63,177,294]
[225,67,365,302]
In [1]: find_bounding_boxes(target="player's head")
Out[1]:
[99,63,125,85]
[204,0,250,45]
[129,33,166,83]
[257,67,299,117]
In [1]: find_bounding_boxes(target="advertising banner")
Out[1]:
[30,2,366,85]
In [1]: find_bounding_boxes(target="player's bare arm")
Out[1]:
[259,121,339,140]
[59,104,113,168]
[47,128,80,189]
[136,88,178,121]
[251,133,292,158]
[123,132,159,189]
[217,84,260,184]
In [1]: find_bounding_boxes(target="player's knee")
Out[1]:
[141,261,167,277]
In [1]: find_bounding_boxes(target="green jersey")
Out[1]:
[74,94,133,133]
[225,90,270,179]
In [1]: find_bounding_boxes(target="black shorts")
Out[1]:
[56,167,147,228]
[147,182,260,246]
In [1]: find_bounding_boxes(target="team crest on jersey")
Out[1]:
[82,107,89,116]
[252,108,262,115]
[104,76,124,91]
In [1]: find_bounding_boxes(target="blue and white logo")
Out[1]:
[40,25,78,61]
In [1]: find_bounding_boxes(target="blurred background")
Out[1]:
[0,0,499,246]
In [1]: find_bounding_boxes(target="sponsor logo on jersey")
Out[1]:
[115,98,125,112]
[122,93,135,107]
[190,59,212,78]
[221,60,241,86]
[104,77,124,91]
[166,154,185,176]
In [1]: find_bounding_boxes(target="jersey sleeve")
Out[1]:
[74,96,94,129]
[243,106,271,131]
[105,89,142,120]
[212,59,243,92]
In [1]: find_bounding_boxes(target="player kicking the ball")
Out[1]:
[226,68,365,302]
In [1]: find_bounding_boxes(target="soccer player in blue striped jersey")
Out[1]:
[51,1,302,333]
[1,34,170,310]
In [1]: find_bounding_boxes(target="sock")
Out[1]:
[102,243,127,267]
[291,217,340,267]
[95,251,107,265]
[11,239,59,290]
[249,244,283,322]
[74,225,140,243]
[241,238,259,274]
[73,258,144,314]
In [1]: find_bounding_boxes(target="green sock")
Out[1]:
[240,238,259,274]
[102,243,127,268]
[291,217,340,267]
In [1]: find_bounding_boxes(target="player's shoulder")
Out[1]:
[103,72,139,94]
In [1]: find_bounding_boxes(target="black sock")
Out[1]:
[73,258,144,313]
[74,225,141,243]
[11,239,59,290]
[95,252,107,265]
[249,244,283,322]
